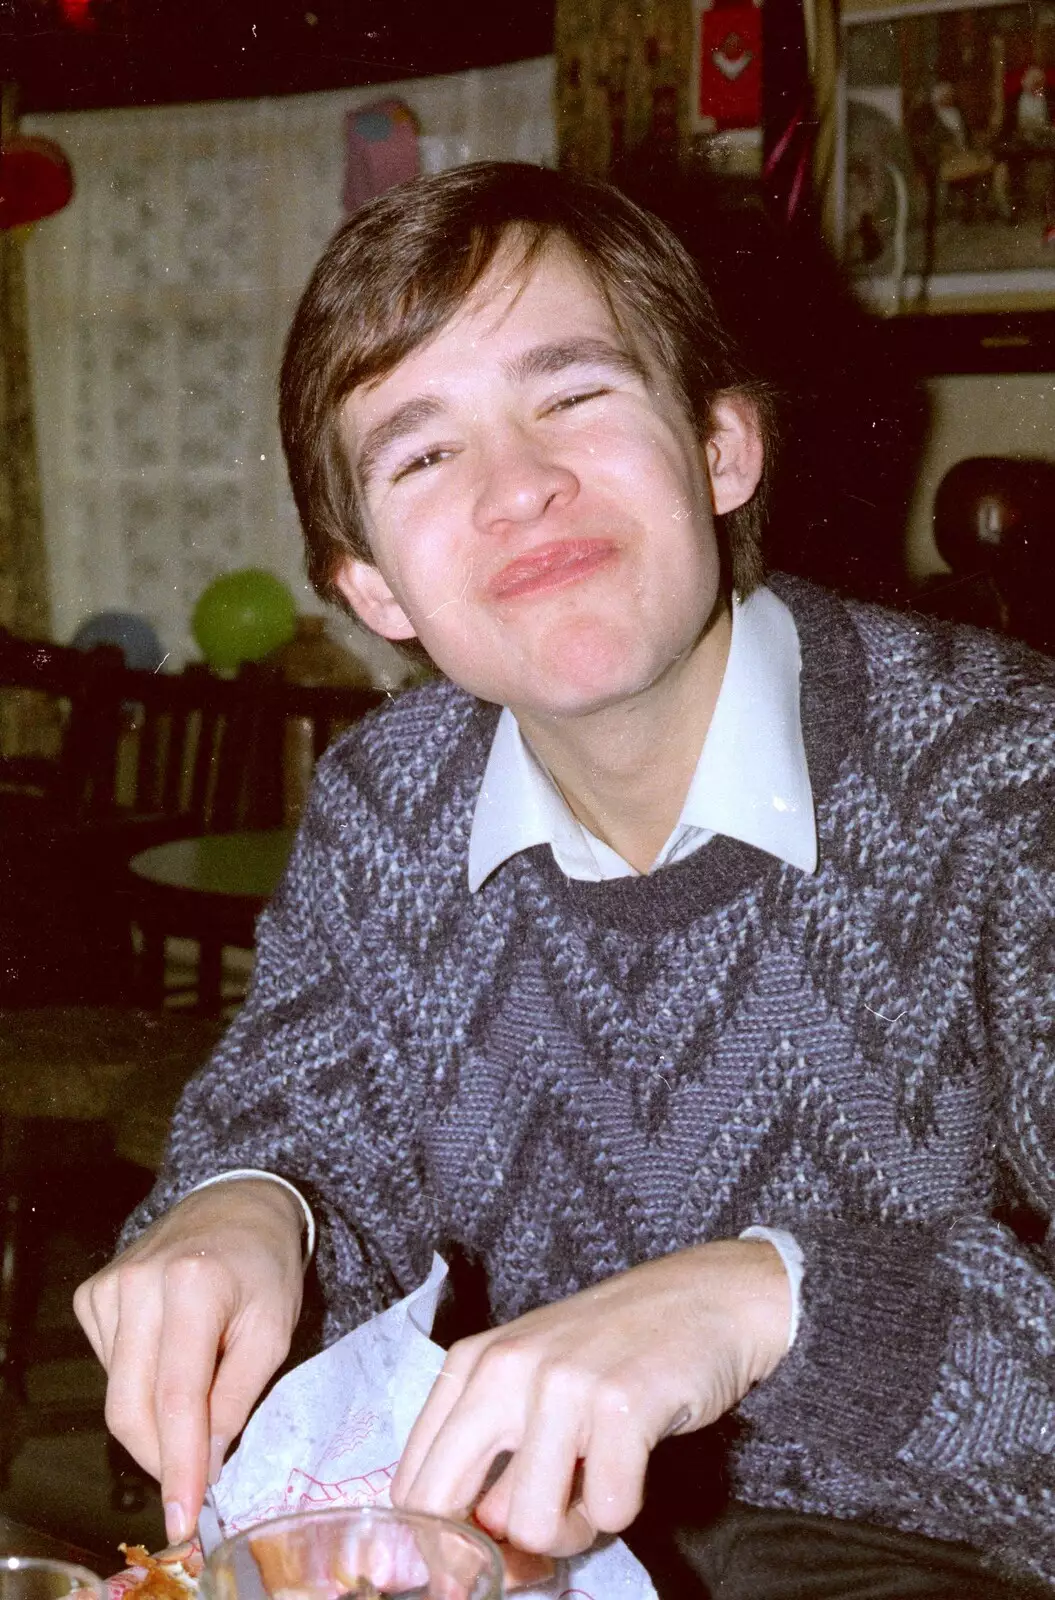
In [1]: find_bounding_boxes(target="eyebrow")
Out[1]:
[503,337,648,386]
[353,337,647,487]
[354,396,445,489]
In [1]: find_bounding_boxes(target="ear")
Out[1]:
[333,558,418,641]
[704,394,765,516]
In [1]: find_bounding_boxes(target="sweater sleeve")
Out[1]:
[118,777,438,1338]
[737,820,1055,1586]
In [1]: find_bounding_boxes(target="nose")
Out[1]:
[473,426,579,533]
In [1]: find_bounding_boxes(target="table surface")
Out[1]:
[129,828,294,904]
[0,1512,107,1571]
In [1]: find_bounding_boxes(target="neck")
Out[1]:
[514,596,733,873]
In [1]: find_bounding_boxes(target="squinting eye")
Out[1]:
[392,448,450,483]
[546,387,610,414]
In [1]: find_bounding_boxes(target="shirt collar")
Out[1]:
[468,585,817,891]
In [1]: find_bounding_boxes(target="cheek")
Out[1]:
[370,514,470,621]
[605,431,709,520]
[399,559,489,664]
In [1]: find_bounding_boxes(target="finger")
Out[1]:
[103,1268,166,1482]
[478,1465,596,1561]
[206,1307,296,1477]
[155,1268,227,1541]
[480,1380,581,1554]
[535,1503,596,1560]
[72,1274,112,1366]
[391,1354,473,1504]
[470,1458,513,1537]
[579,1394,650,1536]
[397,1356,519,1520]
[399,1415,509,1522]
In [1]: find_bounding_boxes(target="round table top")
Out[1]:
[129,828,294,905]
[0,1512,108,1570]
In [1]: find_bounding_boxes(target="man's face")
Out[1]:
[336,240,759,722]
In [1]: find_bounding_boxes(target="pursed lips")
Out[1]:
[487,538,619,602]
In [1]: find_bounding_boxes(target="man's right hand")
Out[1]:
[73,1179,306,1545]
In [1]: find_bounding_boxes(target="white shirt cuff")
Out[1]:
[740,1225,804,1349]
[187,1169,316,1263]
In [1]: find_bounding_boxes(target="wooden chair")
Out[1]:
[117,660,383,834]
[0,631,383,1493]
[115,664,383,1010]
[1,631,384,1009]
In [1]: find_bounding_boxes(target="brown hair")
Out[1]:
[279,160,775,608]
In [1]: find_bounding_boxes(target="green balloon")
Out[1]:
[191,568,298,670]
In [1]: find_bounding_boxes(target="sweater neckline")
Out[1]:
[511,576,868,933]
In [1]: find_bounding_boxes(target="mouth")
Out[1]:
[488,539,619,602]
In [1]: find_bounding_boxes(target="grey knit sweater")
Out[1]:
[130,576,1055,1587]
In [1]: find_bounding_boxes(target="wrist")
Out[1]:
[175,1178,307,1266]
[185,1170,315,1262]
[683,1237,793,1391]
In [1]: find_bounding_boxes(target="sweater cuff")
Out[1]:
[739,1222,953,1464]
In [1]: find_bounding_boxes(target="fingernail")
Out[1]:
[165,1501,190,1543]
[208,1433,229,1484]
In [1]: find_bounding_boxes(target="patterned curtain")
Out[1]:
[24,60,555,670]
[556,0,692,176]
[0,89,55,759]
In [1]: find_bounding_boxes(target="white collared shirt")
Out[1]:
[468,585,817,891]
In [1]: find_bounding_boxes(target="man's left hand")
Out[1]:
[390,1238,791,1557]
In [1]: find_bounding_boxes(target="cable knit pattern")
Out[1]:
[124,576,1055,1587]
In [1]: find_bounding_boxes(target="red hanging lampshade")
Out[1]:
[59,0,96,27]
[0,134,74,229]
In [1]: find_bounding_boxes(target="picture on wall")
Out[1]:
[838,0,1055,308]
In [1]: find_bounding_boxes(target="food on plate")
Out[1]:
[111,1523,552,1599]
[111,1544,203,1600]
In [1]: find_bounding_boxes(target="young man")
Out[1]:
[76,163,1055,1598]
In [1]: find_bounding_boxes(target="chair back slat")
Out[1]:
[132,699,166,813]
[186,705,230,831]
[2,628,387,834]
[207,700,253,832]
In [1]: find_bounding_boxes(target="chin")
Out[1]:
[515,629,665,718]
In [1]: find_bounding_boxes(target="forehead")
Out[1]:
[456,237,622,340]
[351,241,630,407]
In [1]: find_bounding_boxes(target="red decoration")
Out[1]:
[59,0,96,28]
[697,1,763,131]
[0,136,75,230]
